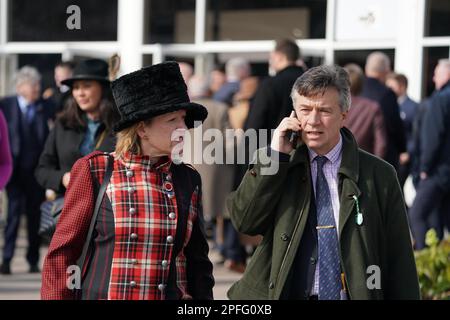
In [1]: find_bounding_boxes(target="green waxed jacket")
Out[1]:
[227,127,420,300]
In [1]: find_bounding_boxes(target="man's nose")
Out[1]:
[307,110,321,125]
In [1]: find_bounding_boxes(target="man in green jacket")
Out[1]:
[227,65,420,300]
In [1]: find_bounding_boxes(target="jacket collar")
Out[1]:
[116,151,172,173]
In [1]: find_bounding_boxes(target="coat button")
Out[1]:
[131,259,138,265]
[161,260,168,268]
[249,169,257,177]
[166,235,174,244]
[168,212,176,220]
[128,187,135,194]
[281,233,289,241]
[130,281,137,288]
[158,284,166,292]
[130,233,138,240]
[164,182,173,192]
[129,208,136,216]
[269,282,274,289]
[310,257,317,265]
[126,170,134,178]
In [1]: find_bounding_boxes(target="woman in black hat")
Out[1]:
[41,62,214,300]
[35,59,119,196]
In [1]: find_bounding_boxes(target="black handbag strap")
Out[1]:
[77,154,114,271]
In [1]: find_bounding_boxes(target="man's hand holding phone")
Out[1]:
[271,111,302,154]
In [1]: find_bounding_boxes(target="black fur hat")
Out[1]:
[111,61,208,132]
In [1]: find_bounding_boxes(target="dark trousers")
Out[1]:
[221,219,247,263]
[409,177,450,250]
[2,172,44,266]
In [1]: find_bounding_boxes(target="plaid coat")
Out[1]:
[41,151,214,300]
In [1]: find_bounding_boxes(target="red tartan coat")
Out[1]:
[41,151,214,300]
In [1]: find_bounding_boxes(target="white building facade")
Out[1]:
[0,0,449,100]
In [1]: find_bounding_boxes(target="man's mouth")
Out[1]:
[306,131,323,137]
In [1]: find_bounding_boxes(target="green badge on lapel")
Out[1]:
[352,195,363,226]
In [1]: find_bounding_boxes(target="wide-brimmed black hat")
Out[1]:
[61,58,110,87]
[111,61,208,132]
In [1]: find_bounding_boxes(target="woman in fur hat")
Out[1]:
[41,62,214,300]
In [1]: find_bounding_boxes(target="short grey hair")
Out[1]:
[15,66,41,87]
[225,57,250,82]
[291,65,351,112]
[437,58,450,71]
[365,51,391,74]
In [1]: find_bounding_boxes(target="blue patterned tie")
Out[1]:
[315,156,341,300]
[26,104,36,123]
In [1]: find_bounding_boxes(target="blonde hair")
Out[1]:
[115,122,143,157]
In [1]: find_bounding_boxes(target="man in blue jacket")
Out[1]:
[409,59,450,249]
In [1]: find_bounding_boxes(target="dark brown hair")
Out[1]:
[59,82,119,132]
[275,39,300,63]
[387,72,408,89]
[344,63,364,96]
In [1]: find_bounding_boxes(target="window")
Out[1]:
[18,54,62,91]
[424,0,450,37]
[144,0,196,44]
[205,0,327,41]
[8,0,118,41]
[422,47,449,97]
[334,49,395,71]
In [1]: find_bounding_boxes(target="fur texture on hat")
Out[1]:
[111,61,208,132]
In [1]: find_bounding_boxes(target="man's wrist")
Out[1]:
[267,147,290,162]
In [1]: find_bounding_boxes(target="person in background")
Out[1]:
[361,51,406,171]
[43,61,75,115]
[185,74,233,261]
[0,66,54,275]
[0,110,12,189]
[386,73,419,187]
[209,65,226,97]
[245,39,304,140]
[409,59,450,250]
[343,63,387,158]
[0,110,13,227]
[213,57,251,107]
[178,62,194,84]
[35,59,118,199]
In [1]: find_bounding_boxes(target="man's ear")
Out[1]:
[341,111,348,123]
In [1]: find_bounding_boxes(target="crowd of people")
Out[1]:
[0,39,449,299]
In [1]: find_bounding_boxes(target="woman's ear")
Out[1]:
[136,122,148,140]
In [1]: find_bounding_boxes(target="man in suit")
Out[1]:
[0,66,54,274]
[361,52,406,171]
[409,59,450,250]
[227,65,419,300]
[386,73,419,187]
[43,61,74,115]
[244,39,305,142]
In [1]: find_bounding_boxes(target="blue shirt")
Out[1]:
[79,118,101,156]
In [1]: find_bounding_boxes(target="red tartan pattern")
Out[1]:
[41,151,199,300]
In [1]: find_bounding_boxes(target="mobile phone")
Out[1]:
[287,110,300,148]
